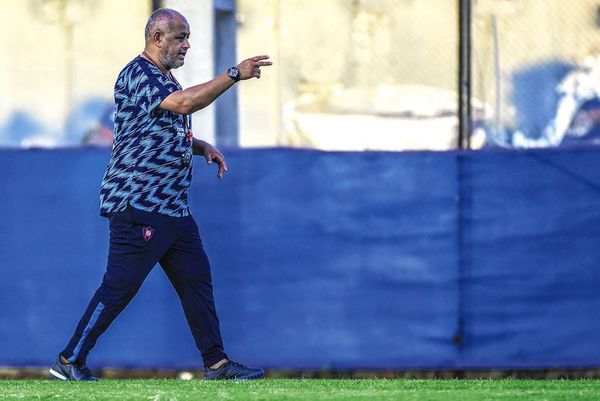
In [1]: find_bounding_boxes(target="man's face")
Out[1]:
[159,16,190,70]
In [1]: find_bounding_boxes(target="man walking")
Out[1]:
[49,8,272,381]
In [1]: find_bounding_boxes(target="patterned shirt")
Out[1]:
[99,56,193,217]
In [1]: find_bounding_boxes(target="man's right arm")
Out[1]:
[159,55,272,115]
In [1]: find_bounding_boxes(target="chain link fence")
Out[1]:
[239,0,459,150]
[5,1,598,150]
[239,0,600,150]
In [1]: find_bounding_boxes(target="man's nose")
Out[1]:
[183,39,190,49]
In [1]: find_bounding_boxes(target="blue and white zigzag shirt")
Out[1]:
[100,56,193,218]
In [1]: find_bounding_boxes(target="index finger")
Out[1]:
[256,61,273,67]
[250,55,270,62]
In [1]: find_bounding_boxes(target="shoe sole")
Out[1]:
[49,368,68,381]
[236,371,265,380]
[204,371,265,380]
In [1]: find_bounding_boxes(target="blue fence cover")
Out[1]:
[0,147,599,370]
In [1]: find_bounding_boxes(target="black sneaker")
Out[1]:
[204,361,264,380]
[49,354,99,381]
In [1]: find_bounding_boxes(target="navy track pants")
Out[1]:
[61,206,227,367]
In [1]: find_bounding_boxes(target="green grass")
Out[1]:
[1,379,599,401]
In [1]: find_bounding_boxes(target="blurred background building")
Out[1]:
[4,0,150,147]
[4,0,600,149]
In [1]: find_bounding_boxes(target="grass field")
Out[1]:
[1,379,599,401]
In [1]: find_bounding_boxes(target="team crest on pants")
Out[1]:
[142,226,155,241]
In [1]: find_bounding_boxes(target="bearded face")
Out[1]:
[159,17,190,70]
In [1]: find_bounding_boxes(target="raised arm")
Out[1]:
[159,55,272,115]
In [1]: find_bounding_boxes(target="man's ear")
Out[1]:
[153,30,163,47]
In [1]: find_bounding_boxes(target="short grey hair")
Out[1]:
[144,8,184,40]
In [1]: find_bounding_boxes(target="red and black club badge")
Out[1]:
[142,226,155,241]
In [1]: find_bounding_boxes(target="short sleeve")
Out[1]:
[130,59,180,115]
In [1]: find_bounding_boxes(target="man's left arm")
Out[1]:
[193,138,228,179]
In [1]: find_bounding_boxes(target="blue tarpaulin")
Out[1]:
[0,147,599,369]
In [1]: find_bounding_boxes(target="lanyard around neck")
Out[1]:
[142,51,168,74]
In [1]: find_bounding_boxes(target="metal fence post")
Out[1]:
[459,0,472,150]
